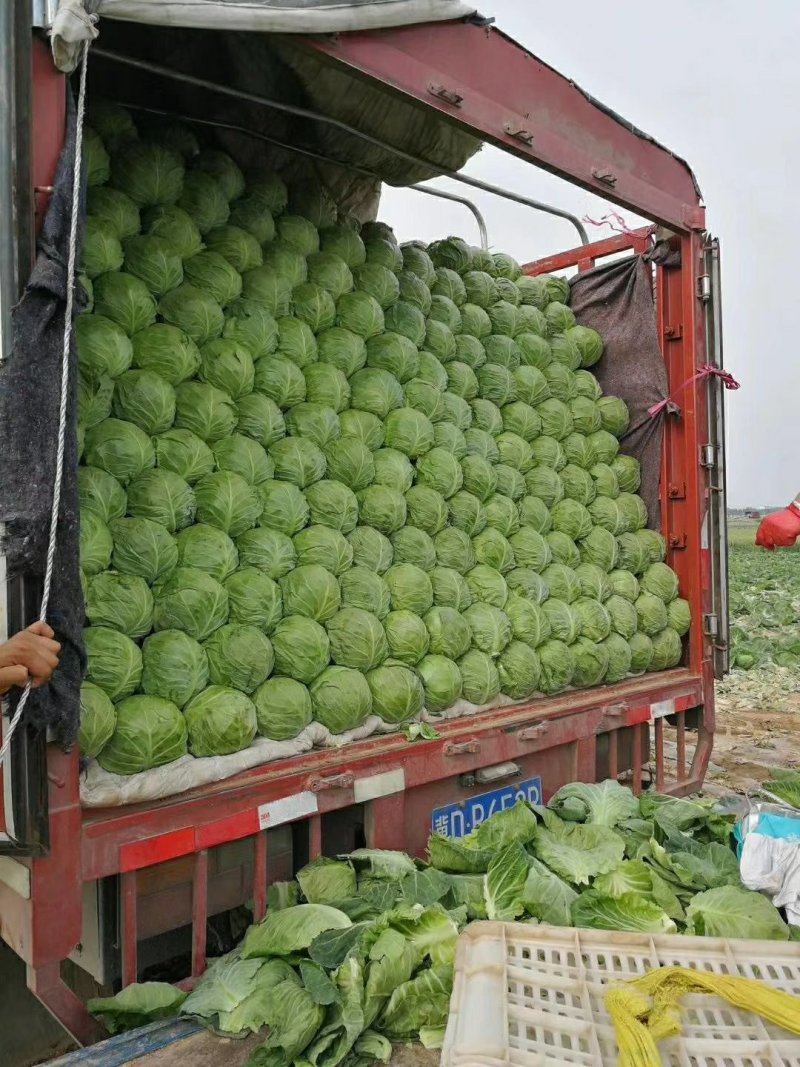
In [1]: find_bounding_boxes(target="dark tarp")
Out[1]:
[569,254,668,529]
[0,92,86,744]
[88,22,482,225]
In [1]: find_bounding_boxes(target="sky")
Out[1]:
[379,0,799,507]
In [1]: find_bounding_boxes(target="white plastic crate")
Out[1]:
[441,922,800,1067]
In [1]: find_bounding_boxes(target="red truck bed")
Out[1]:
[0,17,725,1046]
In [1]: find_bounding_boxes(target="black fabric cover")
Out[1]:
[0,92,86,744]
[568,255,668,529]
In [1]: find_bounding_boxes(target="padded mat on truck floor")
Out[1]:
[47,1023,261,1067]
[46,1019,440,1066]
[102,1030,261,1067]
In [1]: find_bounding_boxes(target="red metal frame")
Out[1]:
[303,24,705,233]
[31,36,66,233]
[522,229,655,276]
[0,22,717,1045]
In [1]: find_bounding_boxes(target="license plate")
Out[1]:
[431,777,543,839]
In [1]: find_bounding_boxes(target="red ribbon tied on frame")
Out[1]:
[582,210,656,239]
[648,364,740,419]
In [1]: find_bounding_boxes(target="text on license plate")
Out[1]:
[431,777,543,839]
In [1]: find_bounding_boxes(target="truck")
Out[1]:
[0,0,728,1049]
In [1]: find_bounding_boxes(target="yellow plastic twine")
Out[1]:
[605,965,800,1067]
[604,985,662,1067]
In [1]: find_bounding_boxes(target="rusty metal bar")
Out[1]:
[120,871,138,987]
[27,963,105,1046]
[654,718,665,791]
[252,830,268,922]
[308,815,322,860]
[610,729,622,781]
[191,850,208,977]
[676,717,686,782]
[631,724,642,796]
[641,724,650,790]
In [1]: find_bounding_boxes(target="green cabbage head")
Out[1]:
[254,677,313,740]
[184,686,257,756]
[97,695,187,775]
[79,682,116,759]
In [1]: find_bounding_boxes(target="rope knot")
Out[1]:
[649,364,740,418]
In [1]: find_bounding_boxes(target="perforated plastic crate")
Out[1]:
[441,922,800,1067]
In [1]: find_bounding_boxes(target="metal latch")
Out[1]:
[696,274,711,302]
[700,444,717,469]
[516,723,550,742]
[428,83,463,107]
[503,123,534,145]
[602,702,629,720]
[703,614,719,638]
[309,773,354,793]
[444,740,481,757]
[597,702,629,731]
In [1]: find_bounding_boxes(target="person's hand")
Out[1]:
[755,504,800,550]
[0,622,61,696]
[0,665,31,697]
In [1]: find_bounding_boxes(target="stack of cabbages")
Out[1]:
[76,103,690,777]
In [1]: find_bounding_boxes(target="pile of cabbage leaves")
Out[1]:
[77,102,689,776]
[88,781,795,1065]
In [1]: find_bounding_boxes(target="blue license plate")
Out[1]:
[431,777,543,839]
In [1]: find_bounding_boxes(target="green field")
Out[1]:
[728,519,761,548]
[728,519,800,671]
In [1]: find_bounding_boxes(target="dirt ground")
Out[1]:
[389,1047,439,1067]
[702,670,800,798]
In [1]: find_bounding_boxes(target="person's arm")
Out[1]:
[755,494,800,549]
[0,622,61,697]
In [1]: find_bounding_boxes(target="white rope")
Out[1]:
[0,42,89,768]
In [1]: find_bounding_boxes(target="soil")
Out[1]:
[703,671,800,798]
[389,1047,440,1067]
